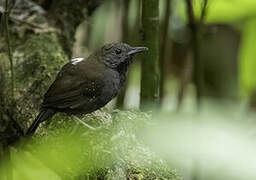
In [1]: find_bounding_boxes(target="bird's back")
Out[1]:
[41,56,122,114]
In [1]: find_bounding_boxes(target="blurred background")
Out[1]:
[72,0,255,112]
[1,0,256,179]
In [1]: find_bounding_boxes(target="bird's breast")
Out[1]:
[100,70,124,103]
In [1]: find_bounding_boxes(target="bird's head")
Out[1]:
[98,43,148,72]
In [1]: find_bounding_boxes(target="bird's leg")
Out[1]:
[70,121,80,135]
[73,116,97,130]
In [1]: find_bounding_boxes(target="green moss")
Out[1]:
[29,110,181,180]
[16,33,67,82]
[13,33,68,127]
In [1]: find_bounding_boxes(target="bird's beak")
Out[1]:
[127,47,148,55]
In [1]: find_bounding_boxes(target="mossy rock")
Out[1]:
[12,33,68,127]
[22,110,181,180]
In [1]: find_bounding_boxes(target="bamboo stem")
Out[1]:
[140,0,160,109]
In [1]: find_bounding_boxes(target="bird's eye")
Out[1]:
[115,49,122,54]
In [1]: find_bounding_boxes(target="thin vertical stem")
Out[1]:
[116,0,130,108]
[185,0,203,107]
[159,0,171,105]
[200,0,208,24]
[5,0,14,99]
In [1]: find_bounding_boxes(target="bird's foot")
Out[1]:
[73,116,98,130]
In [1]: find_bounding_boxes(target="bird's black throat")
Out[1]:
[116,55,133,74]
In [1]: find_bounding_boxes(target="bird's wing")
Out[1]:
[42,59,104,110]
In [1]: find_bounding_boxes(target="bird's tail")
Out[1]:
[25,108,56,136]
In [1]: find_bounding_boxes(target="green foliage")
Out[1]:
[178,0,256,23]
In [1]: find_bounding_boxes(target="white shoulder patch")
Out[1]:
[71,58,84,65]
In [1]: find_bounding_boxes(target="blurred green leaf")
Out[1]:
[179,0,256,23]
[178,0,256,95]
[239,19,256,95]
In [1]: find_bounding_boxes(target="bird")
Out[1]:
[25,43,148,136]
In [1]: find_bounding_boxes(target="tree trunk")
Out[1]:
[140,0,160,109]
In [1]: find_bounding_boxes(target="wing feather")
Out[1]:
[42,59,104,110]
